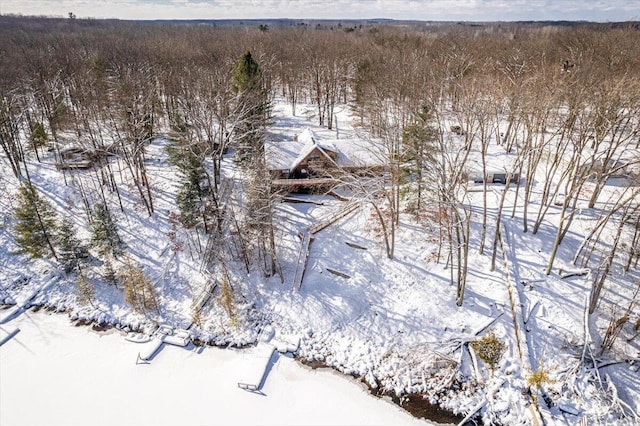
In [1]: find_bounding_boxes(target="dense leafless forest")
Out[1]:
[3,17,640,143]
[2,15,640,299]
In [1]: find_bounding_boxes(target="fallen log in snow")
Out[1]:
[457,400,486,426]
[345,241,368,250]
[466,343,481,381]
[282,196,324,205]
[471,312,504,336]
[326,268,351,279]
[559,268,590,279]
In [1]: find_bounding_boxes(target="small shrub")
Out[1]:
[471,330,506,372]
[76,271,95,307]
[527,363,556,391]
[120,256,158,314]
[191,306,204,329]
[219,276,237,328]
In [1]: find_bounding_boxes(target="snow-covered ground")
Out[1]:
[1,97,639,425]
[0,310,429,426]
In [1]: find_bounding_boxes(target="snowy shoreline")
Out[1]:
[1,304,461,425]
[0,309,438,426]
[298,358,465,425]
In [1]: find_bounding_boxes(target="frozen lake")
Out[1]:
[0,311,431,426]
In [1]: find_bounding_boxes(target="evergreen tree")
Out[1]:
[13,182,59,259]
[231,51,268,164]
[102,253,118,285]
[90,203,124,258]
[176,179,203,229]
[30,121,48,149]
[29,121,47,162]
[232,51,262,94]
[167,140,213,231]
[401,106,438,213]
[56,215,84,273]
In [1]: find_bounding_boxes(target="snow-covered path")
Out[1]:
[0,311,432,426]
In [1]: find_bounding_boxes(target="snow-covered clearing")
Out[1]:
[1,97,639,425]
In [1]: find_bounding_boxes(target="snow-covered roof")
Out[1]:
[297,127,337,153]
[265,141,301,170]
[288,141,338,171]
[266,129,385,171]
[296,127,316,145]
[331,139,385,168]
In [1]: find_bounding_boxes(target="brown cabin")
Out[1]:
[288,144,338,179]
[266,128,386,191]
[55,147,95,170]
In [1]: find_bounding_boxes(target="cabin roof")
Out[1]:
[288,141,338,171]
[265,128,385,172]
[297,127,337,152]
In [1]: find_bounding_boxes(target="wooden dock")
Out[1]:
[237,343,277,392]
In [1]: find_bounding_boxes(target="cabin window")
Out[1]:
[309,155,321,161]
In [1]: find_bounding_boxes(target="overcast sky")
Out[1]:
[1,0,638,22]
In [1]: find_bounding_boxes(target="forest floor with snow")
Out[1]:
[1,99,639,425]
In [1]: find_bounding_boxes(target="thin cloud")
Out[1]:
[1,0,638,21]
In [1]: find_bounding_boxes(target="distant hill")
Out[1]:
[1,14,637,31]
[141,18,639,29]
